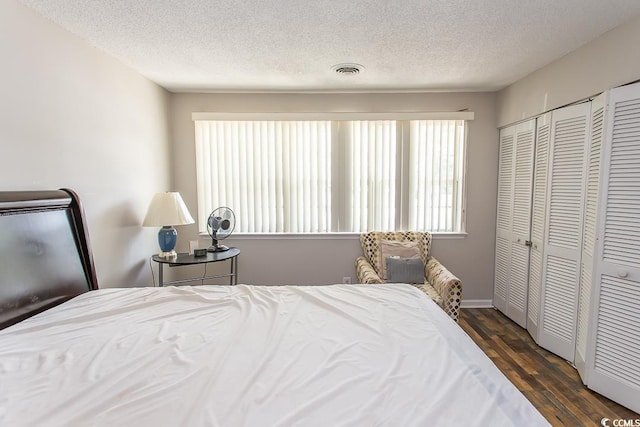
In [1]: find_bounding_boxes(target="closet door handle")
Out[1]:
[524,240,533,247]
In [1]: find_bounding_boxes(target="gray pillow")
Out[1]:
[385,257,424,284]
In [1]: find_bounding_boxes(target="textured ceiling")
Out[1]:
[18,0,640,92]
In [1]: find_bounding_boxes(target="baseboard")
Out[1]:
[461,299,494,309]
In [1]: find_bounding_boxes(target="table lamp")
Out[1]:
[143,192,195,258]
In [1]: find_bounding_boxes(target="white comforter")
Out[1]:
[0,284,549,426]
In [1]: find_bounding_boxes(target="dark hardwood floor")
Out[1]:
[458,308,639,426]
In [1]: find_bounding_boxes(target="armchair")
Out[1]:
[355,231,463,322]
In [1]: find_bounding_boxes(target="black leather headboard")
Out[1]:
[0,189,98,329]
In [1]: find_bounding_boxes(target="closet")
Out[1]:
[574,93,605,378]
[525,113,551,341]
[538,102,590,362]
[494,120,535,328]
[584,84,640,413]
[493,82,640,414]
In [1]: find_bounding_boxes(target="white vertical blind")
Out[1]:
[194,120,331,233]
[195,118,467,234]
[408,120,465,232]
[347,121,396,232]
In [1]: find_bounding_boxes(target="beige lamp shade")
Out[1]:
[143,192,195,227]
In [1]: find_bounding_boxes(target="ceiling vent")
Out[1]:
[332,63,364,75]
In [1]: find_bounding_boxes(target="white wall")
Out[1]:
[497,14,640,127]
[0,0,171,287]
[169,92,498,301]
[0,0,503,300]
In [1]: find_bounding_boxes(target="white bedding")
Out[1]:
[0,284,549,426]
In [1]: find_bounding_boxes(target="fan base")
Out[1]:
[207,244,230,252]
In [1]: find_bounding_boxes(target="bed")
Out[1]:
[0,189,550,426]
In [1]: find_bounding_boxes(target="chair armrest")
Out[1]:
[425,256,463,322]
[356,256,384,284]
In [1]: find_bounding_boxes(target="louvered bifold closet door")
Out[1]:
[507,121,535,327]
[539,103,590,362]
[587,83,640,414]
[494,126,515,314]
[527,113,551,341]
[494,120,535,327]
[575,93,606,382]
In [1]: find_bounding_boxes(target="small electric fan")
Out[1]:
[206,207,236,252]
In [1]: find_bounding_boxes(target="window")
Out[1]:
[408,120,466,232]
[195,120,331,233]
[344,120,398,232]
[194,114,469,234]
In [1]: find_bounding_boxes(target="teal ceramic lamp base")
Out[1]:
[157,225,178,258]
